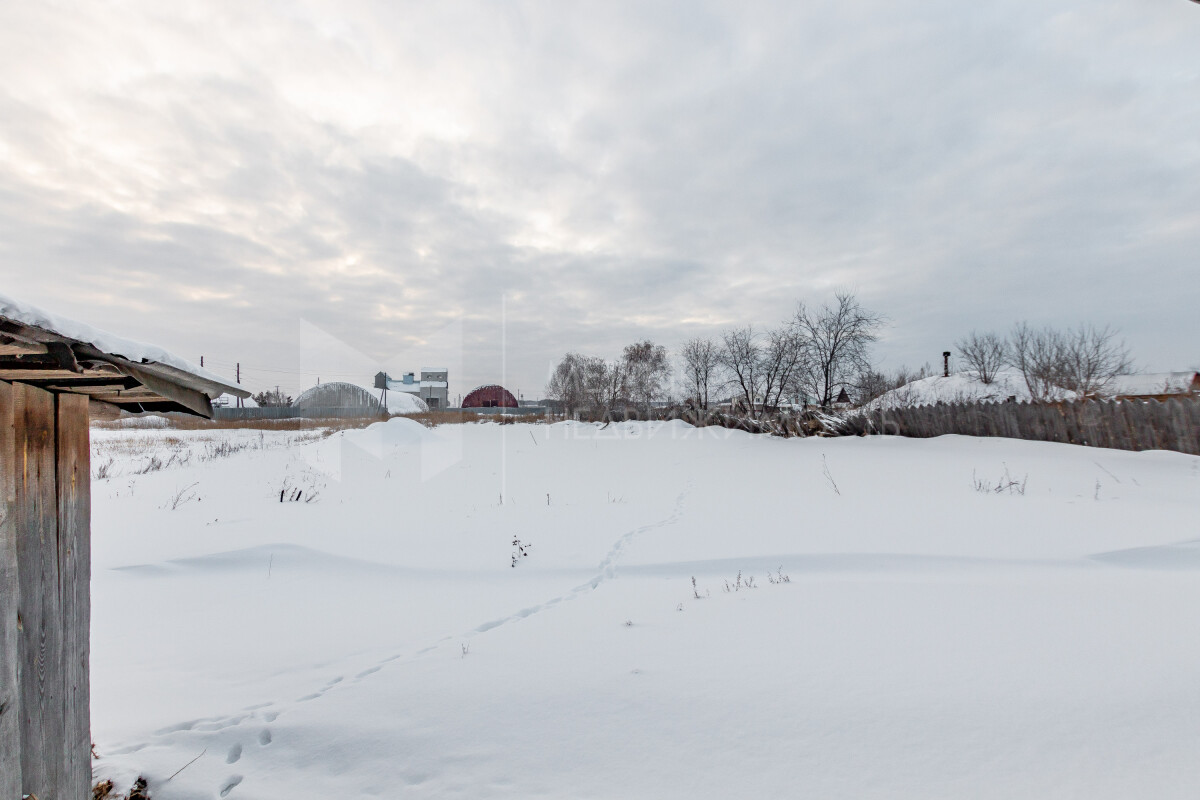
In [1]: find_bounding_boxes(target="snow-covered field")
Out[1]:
[89,420,1200,799]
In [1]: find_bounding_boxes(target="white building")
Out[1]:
[375,368,449,410]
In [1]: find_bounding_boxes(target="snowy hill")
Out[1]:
[865,369,1073,411]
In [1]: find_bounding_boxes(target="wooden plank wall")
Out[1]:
[862,397,1200,455]
[0,380,92,800]
[0,380,20,799]
[58,392,92,797]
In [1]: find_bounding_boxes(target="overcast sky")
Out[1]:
[2,0,1198,399]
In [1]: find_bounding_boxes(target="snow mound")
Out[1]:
[864,370,1072,411]
[342,416,433,447]
[1090,539,1200,570]
[116,544,401,577]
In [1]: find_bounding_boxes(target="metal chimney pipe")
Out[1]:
[943,351,951,378]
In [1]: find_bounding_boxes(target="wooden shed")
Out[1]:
[1,295,248,799]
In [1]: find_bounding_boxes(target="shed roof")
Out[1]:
[0,293,248,417]
[1108,372,1200,398]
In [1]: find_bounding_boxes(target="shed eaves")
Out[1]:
[0,293,248,417]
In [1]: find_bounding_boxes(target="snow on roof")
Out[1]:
[387,391,429,414]
[419,380,448,389]
[420,367,448,373]
[0,292,245,397]
[1107,372,1200,397]
[864,370,1073,412]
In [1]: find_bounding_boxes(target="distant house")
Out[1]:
[374,368,449,410]
[1108,372,1200,401]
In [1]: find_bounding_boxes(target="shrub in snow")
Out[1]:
[972,465,1027,496]
[767,566,791,584]
[511,537,532,567]
[723,570,756,592]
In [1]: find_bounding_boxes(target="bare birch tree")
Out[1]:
[546,352,606,416]
[622,340,670,410]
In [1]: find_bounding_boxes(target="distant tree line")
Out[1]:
[546,291,1141,417]
[955,323,1132,400]
[545,341,671,418]
[252,388,293,407]
[546,292,887,417]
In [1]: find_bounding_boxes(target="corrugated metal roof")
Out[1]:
[1,296,248,417]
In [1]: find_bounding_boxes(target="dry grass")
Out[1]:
[91,409,535,434]
[92,414,384,433]
[403,410,484,427]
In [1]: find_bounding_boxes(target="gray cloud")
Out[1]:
[2,0,1198,399]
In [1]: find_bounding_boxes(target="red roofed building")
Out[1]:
[463,384,518,408]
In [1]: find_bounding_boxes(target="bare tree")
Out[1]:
[760,324,808,410]
[854,368,893,405]
[599,357,630,415]
[622,341,670,410]
[1060,324,1132,398]
[1007,323,1068,402]
[719,326,763,417]
[680,337,720,409]
[794,293,884,408]
[546,352,606,416]
[717,324,808,416]
[955,331,1007,384]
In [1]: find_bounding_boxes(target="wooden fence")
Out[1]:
[853,397,1200,455]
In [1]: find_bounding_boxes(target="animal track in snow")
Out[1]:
[133,486,691,783]
[460,485,692,641]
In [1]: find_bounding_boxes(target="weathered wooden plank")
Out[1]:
[0,380,21,800]
[14,382,66,799]
[0,342,48,356]
[88,398,123,421]
[58,392,91,798]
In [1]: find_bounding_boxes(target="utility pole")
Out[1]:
[200,355,204,368]
[237,362,242,407]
